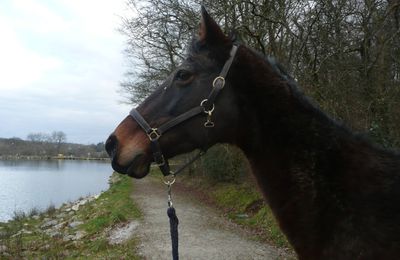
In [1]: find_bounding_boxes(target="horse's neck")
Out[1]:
[232,50,400,258]
[235,61,361,256]
[256,110,354,257]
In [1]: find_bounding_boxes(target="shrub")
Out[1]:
[200,144,249,183]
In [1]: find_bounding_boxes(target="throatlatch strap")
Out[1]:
[220,45,238,79]
[173,151,204,176]
[203,45,238,110]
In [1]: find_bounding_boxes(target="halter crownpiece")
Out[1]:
[129,44,239,177]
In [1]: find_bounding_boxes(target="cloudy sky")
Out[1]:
[0,0,134,144]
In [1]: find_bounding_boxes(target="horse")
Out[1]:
[106,7,400,260]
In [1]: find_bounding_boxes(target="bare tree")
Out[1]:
[51,131,67,155]
[26,132,50,143]
[119,0,400,146]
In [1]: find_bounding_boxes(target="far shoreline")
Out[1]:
[0,155,110,162]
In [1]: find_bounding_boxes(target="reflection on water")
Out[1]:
[0,160,113,222]
[2,159,67,170]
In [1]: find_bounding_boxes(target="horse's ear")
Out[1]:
[198,6,228,46]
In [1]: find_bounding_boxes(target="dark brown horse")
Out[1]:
[106,7,400,260]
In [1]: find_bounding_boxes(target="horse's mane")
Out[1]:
[262,50,400,156]
[187,37,398,155]
[252,47,400,156]
[259,49,343,126]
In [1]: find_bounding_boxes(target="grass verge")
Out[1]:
[211,182,290,248]
[177,173,292,251]
[0,173,141,259]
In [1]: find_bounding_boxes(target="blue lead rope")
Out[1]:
[167,206,179,260]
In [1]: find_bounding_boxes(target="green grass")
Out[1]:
[0,173,142,259]
[179,174,292,250]
[212,182,290,248]
[81,174,141,235]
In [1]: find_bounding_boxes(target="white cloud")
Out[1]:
[10,0,71,34]
[59,0,129,39]
[0,16,63,90]
[0,0,135,143]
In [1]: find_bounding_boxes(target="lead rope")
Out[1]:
[165,176,179,260]
[164,150,206,260]
[163,152,204,260]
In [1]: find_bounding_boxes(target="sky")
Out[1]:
[0,0,134,144]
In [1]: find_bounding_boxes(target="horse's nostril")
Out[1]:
[105,134,118,158]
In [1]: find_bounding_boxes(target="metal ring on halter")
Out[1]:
[200,99,215,114]
[213,76,225,88]
[163,174,176,185]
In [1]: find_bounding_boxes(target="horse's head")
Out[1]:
[106,7,242,178]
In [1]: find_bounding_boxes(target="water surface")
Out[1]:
[0,159,112,222]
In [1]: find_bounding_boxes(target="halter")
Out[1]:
[129,45,239,178]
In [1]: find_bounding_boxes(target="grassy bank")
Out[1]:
[0,173,141,259]
[211,182,290,248]
[176,173,292,251]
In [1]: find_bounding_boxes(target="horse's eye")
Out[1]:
[175,70,192,81]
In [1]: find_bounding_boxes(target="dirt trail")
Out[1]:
[131,177,290,260]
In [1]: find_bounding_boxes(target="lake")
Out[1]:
[0,159,113,222]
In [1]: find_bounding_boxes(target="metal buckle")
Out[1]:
[164,174,176,208]
[200,99,215,128]
[213,76,225,88]
[200,99,215,114]
[147,128,161,141]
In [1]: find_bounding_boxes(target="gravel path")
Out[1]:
[131,177,290,260]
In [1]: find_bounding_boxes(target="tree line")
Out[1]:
[26,131,67,155]
[120,0,400,148]
[0,135,107,159]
